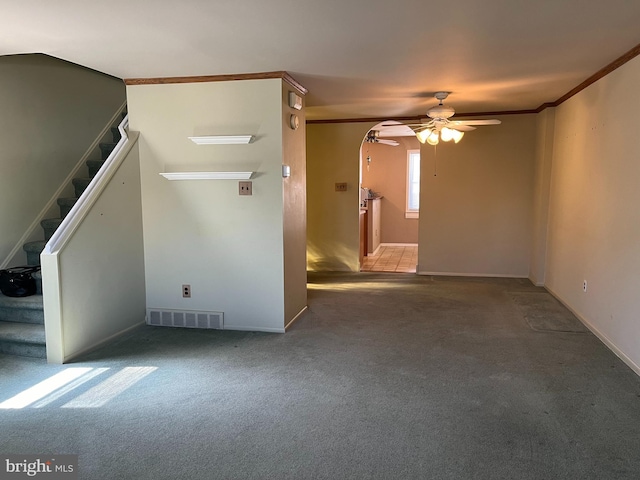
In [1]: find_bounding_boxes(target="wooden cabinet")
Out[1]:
[359,209,367,268]
[367,198,381,255]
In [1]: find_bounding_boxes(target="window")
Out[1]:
[406,150,420,218]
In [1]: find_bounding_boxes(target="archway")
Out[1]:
[358,122,420,273]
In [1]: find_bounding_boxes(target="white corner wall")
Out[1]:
[43,138,146,363]
[417,114,537,277]
[127,79,288,332]
[0,54,126,265]
[545,55,640,373]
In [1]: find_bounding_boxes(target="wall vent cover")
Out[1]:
[146,309,223,330]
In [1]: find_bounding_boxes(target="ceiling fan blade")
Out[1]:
[450,119,502,126]
[381,123,426,128]
[379,125,419,138]
[378,139,399,146]
[449,125,476,132]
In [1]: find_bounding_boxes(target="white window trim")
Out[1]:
[406,149,420,219]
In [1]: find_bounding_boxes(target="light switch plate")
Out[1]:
[335,182,347,192]
[239,181,252,195]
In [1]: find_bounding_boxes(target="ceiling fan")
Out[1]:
[383,92,501,145]
[365,130,399,147]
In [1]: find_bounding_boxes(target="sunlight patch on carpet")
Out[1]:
[62,366,157,408]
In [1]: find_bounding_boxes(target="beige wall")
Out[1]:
[307,122,374,271]
[361,136,419,244]
[545,55,640,372]
[127,78,295,332]
[417,114,537,277]
[307,117,536,275]
[282,84,307,326]
[530,108,555,286]
[0,54,125,265]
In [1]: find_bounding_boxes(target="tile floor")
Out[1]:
[361,244,418,273]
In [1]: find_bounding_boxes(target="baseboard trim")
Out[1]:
[380,243,418,247]
[367,245,382,257]
[544,286,640,377]
[62,320,145,364]
[223,325,285,334]
[417,271,529,279]
[285,306,308,331]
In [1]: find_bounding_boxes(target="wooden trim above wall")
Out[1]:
[307,110,539,125]
[549,42,640,108]
[124,70,308,96]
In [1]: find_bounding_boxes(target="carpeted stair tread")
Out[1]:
[23,240,47,266]
[86,159,106,177]
[111,127,122,143]
[72,177,92,186]
[72,177,92,197]
[99,142,118,160]
[57,197,78,218]
[32,270,43,295]
[41,218,62,229]
[0,321,46,358]
[23,240,46,253]
[41,218,63,240]
[0,294,44,324]
[57,197,77,206]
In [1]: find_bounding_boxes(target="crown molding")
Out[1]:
[124,71,307,95]
[306,110,538,125]
[545,42,640,109]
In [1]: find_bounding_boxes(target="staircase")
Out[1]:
[0,125,123,359]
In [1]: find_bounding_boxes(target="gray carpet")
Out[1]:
[1,273,640,479]
[509,291,590,333]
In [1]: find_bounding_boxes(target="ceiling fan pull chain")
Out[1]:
[434,145,438,177]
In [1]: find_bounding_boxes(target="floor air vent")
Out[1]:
[146,309,223,330]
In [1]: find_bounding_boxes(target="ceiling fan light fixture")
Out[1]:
[452,129,464,143]
[426,132,440,146]
[415,128,432,144]
[440,127,455,142]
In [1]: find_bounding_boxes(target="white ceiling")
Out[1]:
[2,0,640,121]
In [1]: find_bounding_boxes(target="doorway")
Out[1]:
[358,122,420,272]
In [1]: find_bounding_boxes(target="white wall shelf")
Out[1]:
[188,135,253,145]
[160,172,253,180]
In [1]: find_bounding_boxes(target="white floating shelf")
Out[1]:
[160,172,253,180]
[188,135,254,145]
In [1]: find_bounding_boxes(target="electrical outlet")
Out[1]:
[335,182,347,192]
[182,284,191,298]
[239,181,252,195]
[583,280,587,293]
